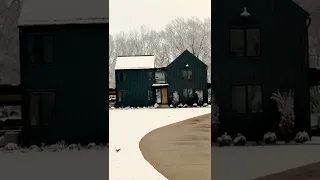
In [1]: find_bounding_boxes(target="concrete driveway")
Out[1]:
[212,145,320,180]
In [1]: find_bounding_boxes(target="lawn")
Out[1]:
[109,107,210,180]
[139,113,211,180]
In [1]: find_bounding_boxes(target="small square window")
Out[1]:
[182,70,192,80]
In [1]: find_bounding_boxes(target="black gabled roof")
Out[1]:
[291,0,310,18]
[18,0,109,26]
[167,50,208,67]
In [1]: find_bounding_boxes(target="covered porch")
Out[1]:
[152,83,169,107]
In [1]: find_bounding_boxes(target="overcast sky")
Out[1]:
[109,0,211,34]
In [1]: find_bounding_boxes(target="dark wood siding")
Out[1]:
[167,50,208,104]
[20,24,109,145]
[115,69,154,107]
[212,0,310,139]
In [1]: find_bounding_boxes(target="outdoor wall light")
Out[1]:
[186,64,189,67]
[240,7,250,17]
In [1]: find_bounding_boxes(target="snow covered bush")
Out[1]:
[88,142,96,149]
[154,103,159,108]
[49,140,67,152]
[183,104,188,108]
[271,90,295,142]
[203,103,208,107]
[172,91,180,107]
[178,103,183,108]
[233,133,246,146]
[169,104,174,108]
[195,90,204,106]
[193,103,198,107]
[68,144,80,150]
[263,132,277,144]
[5,143,19,151]
[0,136,4,147]
[29,145,42,152]
[217,132,232,146]
[294,131,310,143]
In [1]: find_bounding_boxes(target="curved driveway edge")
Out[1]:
[139,113,211,180]
[109,107,210,180]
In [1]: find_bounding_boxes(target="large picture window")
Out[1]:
[230,28,261,57]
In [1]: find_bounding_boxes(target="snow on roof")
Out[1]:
[152,84,169,87]
[115,55,155,70]
[18,0,108,26]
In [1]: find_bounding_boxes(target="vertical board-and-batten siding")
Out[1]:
[167,50,208,104]
[116,69,154,107]
[212,0,310,138]
[20,24,109,144]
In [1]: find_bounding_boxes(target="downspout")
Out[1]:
[306,16,312,139]
[306,17,311,68]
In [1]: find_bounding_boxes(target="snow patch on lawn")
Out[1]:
[109,107,210,180]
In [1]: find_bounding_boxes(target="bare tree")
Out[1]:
[162,17,211,61]
[108,17,212,86]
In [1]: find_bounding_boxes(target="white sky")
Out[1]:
[109,0,211,34]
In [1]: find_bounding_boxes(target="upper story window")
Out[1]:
[148,71,153,81]
[26,35,54,63]
[182,69,192,80]
[155,71,166,83]
[230,28,261,57]
[119,72,126,82]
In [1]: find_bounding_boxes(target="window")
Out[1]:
[248,85,263,113]
[232,86,246,113]
[29,92,55,126]
[26,35,54,63]
[117,90,126,102]
[155,71,166,83]
[156,89,161,103]
[231,85,263,114]
[230,28,260,57]
[182,70,192,80]
[119,72,126,82]
[183,89,193,98]
[148,90,153,101]
[148,72,153,81]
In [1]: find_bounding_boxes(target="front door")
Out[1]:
[155,87,168,104]
[161,88,168,104]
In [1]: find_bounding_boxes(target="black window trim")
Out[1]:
[231,84,263,114]
[27,89,56,126]
[182,69,192,80]
[229,26,261,59]
[25,33,56,64]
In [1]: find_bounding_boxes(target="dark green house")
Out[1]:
[18,0,109,145]
[115,55,156,107]
[167,50,208,105]
[212,0,311,140]
[115,50,208,107]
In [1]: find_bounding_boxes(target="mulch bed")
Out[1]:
[139,113,211,180]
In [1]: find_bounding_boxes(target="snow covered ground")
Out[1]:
[0,149,109,180]
[212,145,320,180]
[109,107,210,180]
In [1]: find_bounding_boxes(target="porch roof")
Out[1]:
[152,83,168,87]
